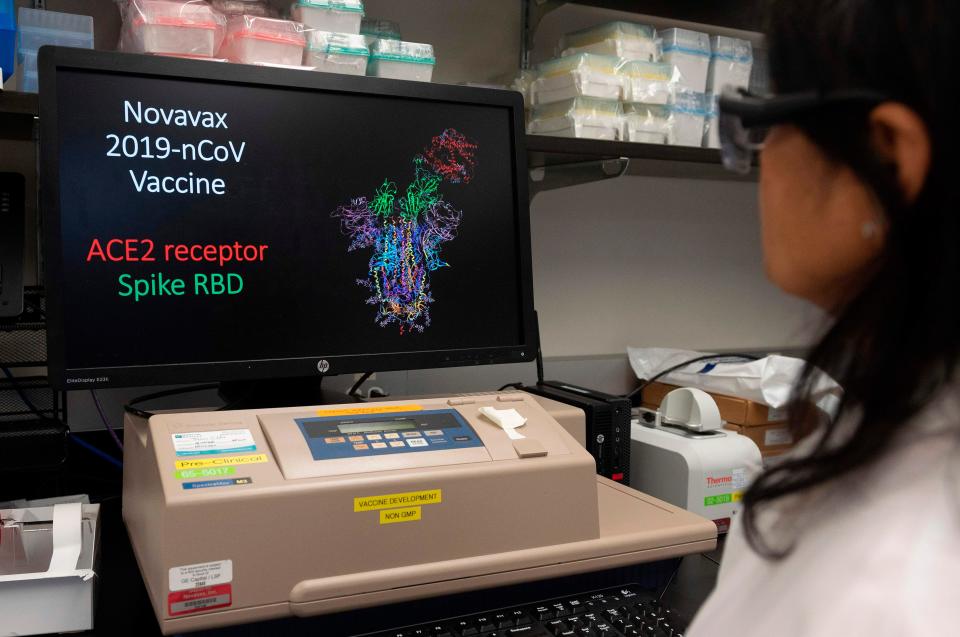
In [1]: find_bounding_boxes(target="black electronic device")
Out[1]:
[39,47,537,389]
[361,584,688,637]
[522,381,631,484]
[0,172,25,318]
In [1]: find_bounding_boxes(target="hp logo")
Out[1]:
[316,360,331,374]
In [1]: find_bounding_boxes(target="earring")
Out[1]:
[861,220,880,239]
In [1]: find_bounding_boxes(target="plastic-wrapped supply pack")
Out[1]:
[528,96,623,141]
[532,53,623,106]
[702,92,720,148]
[511,69,537,109]
[707,35,753,94]
[303,30,368,75]
[618,60,674,105]
[622,102,673,144]
[210,0,278,18]
[668,89,707,146]
[291,0,364,35]
[367,39,435,81]
[219,15,306,66]
[359,17,400,47]
[560,21,659,62]
[120,0,226,57]
[627,347,842,414]
[659,27,711,93]
[17,7,93,92]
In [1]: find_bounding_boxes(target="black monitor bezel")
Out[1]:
[39,47,538,389]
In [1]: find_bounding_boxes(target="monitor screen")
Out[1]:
[40,49,536,388]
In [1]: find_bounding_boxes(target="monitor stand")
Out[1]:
[218,376,362,410]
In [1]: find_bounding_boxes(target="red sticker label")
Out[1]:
[713,517,731,534]
[168,584,232,616]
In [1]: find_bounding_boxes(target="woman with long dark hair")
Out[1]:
[688,1,959,633]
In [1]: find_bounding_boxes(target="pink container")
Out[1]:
[219,15,306,66]
[120,0,226,57]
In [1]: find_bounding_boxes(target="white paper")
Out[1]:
[47,503,83,573]
[479,407,527,440]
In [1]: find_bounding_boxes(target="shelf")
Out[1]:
[0,91,38,141]
[563,0,762,32]
[0,90,39,116]
[525,135,755,181]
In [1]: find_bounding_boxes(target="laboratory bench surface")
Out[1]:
[10,430,723,637]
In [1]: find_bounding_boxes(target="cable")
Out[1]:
[657,556,684,602]
[625,353,761,402]
[700,552,721,567]
[349,372,373,398]
[69,433,122,470]
[90,390,123,452]
[498,382,524,391]
[1,366,45,417]
[1,368,122,470]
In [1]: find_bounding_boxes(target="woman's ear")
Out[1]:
[869,103,931,203]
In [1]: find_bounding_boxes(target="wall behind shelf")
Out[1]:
[531,176,823,357]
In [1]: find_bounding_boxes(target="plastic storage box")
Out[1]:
[528,96,623,141]
[304,30,368,75]
[367,39,435,82]
[659,27,711,93]
[560,21,659,62]
[703,92,719,148]
[707,35,753,94]
[19,49,37,92]
[623,102,673,144]
[210,0,278,17]
[1,0,14,83]
[220,15,305,66]
[291,0,364,34]
[16,7,94,92]
[532,53,623,106]
[619,60,673,104]
[669,90,707,147]
[360,17,400,47]
[120,0,225,57]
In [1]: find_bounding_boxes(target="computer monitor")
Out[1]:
[39,48,537,390]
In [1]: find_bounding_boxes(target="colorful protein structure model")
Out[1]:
[333,129,478,334]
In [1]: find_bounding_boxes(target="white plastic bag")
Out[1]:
[627,346,841,411]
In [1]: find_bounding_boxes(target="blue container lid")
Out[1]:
[1,0,15,83]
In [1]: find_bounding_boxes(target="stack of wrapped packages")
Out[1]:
[524,20,756,147]
[116,0,436,81]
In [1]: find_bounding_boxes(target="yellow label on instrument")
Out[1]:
[175,453,268,470]
[316,404,424,417]
[379,506,422,525]
[354,489,442,512]
[732,491,743,503]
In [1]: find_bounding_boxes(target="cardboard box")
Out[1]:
[0,502,100,635]
[723,422,795,458]
[641,381,787,426]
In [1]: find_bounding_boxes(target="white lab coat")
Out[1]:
[687,383,960,637]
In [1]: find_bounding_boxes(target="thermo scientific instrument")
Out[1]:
[630,388,762,533]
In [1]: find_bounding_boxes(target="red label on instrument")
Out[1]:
[168,583,232,616]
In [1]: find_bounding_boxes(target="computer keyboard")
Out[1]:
[362,585,687,637]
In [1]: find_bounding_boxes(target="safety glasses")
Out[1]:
[717,86,888,174]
